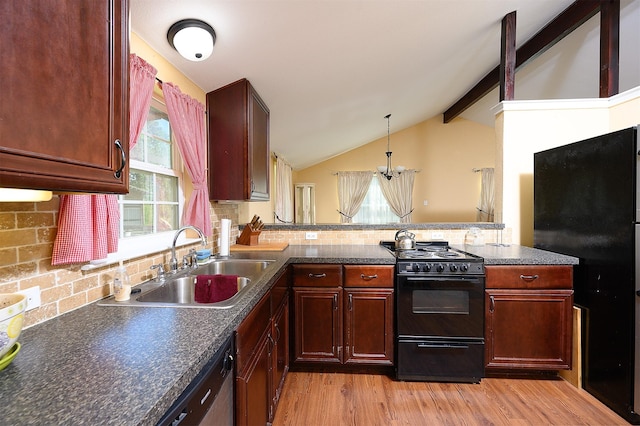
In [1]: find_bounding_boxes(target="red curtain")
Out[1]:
[162,82,212,237]
[51,55,157,265]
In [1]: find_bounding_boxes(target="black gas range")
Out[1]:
[381,240,484,275]
[380,240,485,383]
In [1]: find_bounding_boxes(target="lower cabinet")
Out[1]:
[235,269,290,425]
[292,264,394,366]
[484,265,573,371]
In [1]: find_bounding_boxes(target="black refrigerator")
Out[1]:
[534,126,640,424]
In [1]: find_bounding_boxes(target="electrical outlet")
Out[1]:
[431,232,444,240]
[17,286,41,311]
[305,232,318,240]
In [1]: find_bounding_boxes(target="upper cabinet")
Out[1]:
[0,0,130,193]
[207,78,270,201]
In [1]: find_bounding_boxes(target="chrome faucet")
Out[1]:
[170,225,207,273]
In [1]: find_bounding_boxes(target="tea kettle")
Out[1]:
[394,229,416,250]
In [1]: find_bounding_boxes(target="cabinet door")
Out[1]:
[485,289,573,370]
[271,296,289,417]
[207,78,269,201]
[0,0,129,193]
[293,287,342,363]
[344,288,394,365]
[248,86,269,200]
[236,332,271,426]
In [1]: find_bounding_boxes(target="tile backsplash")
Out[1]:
[0,197,238,328]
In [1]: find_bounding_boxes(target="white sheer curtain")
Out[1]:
[376,169,416,223]
[476,167,495,222]
[337,171,373,223]
[275,155,293,223]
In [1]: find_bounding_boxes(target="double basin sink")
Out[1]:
[98,259,275,309]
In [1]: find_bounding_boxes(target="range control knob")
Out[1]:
[460,264,469,272]
[424,264,432,272]
[449,264,458,272]
[412,263,420,272]
[436,264,445,272]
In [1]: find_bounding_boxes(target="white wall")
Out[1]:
[494,86,640,246]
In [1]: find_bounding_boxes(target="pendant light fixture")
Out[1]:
[167,19,216,62]
[377,114,405,180]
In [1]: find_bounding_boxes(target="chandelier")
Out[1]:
[377,114,405,180]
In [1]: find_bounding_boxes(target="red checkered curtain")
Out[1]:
[161,82,212,237]
[51,55,157,265]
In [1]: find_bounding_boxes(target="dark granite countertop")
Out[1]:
[0,245,394,426]
[454,244,579,265]
[0,243,574,425]
[257,222,504,231]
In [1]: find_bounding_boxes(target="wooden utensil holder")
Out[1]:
[236,224,261,246]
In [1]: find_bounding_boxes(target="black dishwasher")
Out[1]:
[157,335,234,426]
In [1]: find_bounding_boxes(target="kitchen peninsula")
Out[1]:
[0,242,575,426]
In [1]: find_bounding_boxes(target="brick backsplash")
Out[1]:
[0,197,239,328]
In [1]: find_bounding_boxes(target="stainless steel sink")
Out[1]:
[98,259,275,309]
[193,259,273,278]
[136,276,252,308]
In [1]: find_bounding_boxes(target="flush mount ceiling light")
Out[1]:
[167,19,216,62]
[377,114,405,180]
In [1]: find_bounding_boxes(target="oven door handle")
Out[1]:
[416,342,470,349]
[404,276,483,282]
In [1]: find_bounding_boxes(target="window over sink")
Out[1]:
[118,97,184,238]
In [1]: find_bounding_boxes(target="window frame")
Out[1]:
[101,96,191,268]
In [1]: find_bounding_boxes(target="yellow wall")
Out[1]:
[293,116,496,223]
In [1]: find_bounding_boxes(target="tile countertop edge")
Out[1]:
[0,245,395,426]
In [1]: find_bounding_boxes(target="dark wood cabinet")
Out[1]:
[292,264,394,366]
[484,265,573,371]
[344,288,394,365]
[293,287,343,363]
[271,296,289,411]
[0,0,129,193]
[235,269,289,425]
[207,78,270,201]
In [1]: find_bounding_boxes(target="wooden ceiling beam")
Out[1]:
[443,0,602,123]
[600,0,620,97]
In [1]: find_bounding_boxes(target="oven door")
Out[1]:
[396,274,484,339]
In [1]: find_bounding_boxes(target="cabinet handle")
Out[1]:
[308,273,327,279]
[360,274,378,281]
[274,323,281,343]
[113,139,126,179]
[489,295,495,312]
[348,294,353,311]
[519,274,539,282]
[333,294,338,310]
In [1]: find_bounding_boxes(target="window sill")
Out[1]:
[80,232,206,271]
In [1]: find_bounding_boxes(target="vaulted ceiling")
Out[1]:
[130,0,640,170]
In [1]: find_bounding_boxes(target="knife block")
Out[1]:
[236,224,261,246]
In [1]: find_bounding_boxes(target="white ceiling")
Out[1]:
[130,0,640,170]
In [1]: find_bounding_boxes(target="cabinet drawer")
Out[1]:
[292,264,342,287]
[485,265,573,289]
[343,265,394,288]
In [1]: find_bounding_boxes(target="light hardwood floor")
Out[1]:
[272,372,629,425]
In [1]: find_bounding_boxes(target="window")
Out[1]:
[352,177,399,224]
[119,98,183,238]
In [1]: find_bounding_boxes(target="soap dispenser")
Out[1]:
[114,260,131,302]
